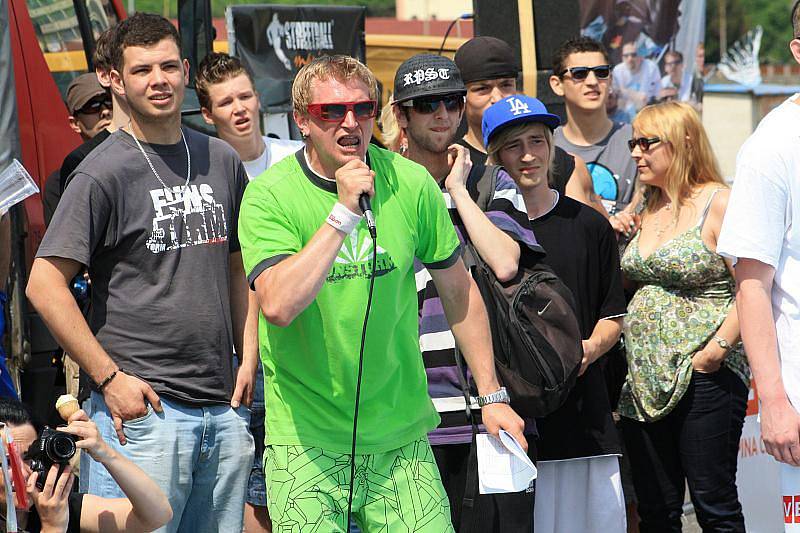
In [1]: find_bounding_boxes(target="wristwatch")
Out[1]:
[476,387,511,407]
[713,336,731,351]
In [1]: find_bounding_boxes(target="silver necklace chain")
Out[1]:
[128,123,191,190]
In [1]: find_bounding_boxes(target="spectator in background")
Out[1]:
[612,42,661,122]
[550,37,640,228]
[378,100,407,154]
[620,102,748,531]
[658,50,683,102]
[454,36,607,216]
[42,73,111,226]
[485,94,627,533]
[196,51,302,533]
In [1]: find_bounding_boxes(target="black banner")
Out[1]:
[228,5,366,86]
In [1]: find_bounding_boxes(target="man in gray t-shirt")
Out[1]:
[26,14,256,532]
[550,37,639,220]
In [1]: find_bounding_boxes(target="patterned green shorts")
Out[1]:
[264,435,454,532]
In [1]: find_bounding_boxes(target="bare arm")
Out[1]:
[61,412,172,532]
[254,224,347,326]
[445,145,519,281]
[26,257,161,444]
[253,158,373,327]
[565,155,608,218]
[429,259,527,449]
[580,317,622,375]
[735,258,800,465]
[693,190,742,373]
[230,251,258,407]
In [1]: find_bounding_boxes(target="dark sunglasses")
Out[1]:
[77,97,112,115]
[628,136,662,152]
[306,100,377,122]
[400,94,464,114]
[560,65,611,81]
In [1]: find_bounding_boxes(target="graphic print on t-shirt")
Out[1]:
[327,230,396,283]
[145,184,228,253]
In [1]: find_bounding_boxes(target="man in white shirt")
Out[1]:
[717,3,800,530]
[197,52,301,182]
[612,42,661,122]
[196,52,302,533]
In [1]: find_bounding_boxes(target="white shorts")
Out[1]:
[534,455,626,533]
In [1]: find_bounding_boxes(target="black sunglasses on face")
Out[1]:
[77,97,112,115]
[400,94,464,114]
[628,136,662,152]
[560,65,612,81]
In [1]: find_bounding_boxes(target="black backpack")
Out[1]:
[462,164,584,418]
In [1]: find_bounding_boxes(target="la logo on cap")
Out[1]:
[509,97,530,116]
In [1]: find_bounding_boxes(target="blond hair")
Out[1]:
[632,101,725,215]
[292,55,378,116]
[486,121,555,184]
[379,100,404,152]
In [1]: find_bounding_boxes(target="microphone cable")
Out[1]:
[345,226,378,528]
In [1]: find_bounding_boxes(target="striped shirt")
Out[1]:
[416,165,542,445]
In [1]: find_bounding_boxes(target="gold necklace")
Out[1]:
[650,202,673,238]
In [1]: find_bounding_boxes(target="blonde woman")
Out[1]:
[378,100,407,154]
[619,102,748,531]
[484,94,627,533]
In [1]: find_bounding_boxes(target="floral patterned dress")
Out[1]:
[618,190,749,422]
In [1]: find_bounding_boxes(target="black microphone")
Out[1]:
[359,194,377,239]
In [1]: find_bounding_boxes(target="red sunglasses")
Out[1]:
[306,100,377,122]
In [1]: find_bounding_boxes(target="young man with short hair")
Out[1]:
[392,53,541,531]
[27,13,256,532]
[195,51,301,533]
[550,37,639,228]
[239,54,525,532]
[717,4,800,531]
[454,36,606,216]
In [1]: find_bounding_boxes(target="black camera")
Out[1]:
[24,427,78,489]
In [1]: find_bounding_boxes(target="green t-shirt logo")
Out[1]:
[328,230,396,283]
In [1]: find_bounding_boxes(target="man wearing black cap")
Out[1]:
[454,36,606,216]
[392,53,541,532]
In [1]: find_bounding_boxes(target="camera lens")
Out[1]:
[47,434,76,461]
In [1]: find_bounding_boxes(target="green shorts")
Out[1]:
[264,435,454,532]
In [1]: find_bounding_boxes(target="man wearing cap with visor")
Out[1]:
[483,94,627,533]
[65,73,113,142]
[238,54,525,532]
[454,36,606,216]
[392,54,541,532]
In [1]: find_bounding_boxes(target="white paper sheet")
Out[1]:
[476,430,537,494]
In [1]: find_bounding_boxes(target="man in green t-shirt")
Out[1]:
[239,55,526,532]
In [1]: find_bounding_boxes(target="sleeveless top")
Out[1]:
[618,189,750,422]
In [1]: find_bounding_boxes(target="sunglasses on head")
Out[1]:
[628,136,662,152]
[306,100,377,122]
[399,94,464,114]
[560,65,611,81]
[77,97,112,115]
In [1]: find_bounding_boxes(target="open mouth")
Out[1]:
[337,135,361,148]
[234,117,250,128]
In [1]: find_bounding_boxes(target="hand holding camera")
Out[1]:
[26,464,74,532]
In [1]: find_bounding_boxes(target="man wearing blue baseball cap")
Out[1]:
[484,94,627,533]
[392,53,542,532]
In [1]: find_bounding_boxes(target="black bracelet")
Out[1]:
[97,369,120,391]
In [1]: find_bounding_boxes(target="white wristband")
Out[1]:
[326,202,362,234]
